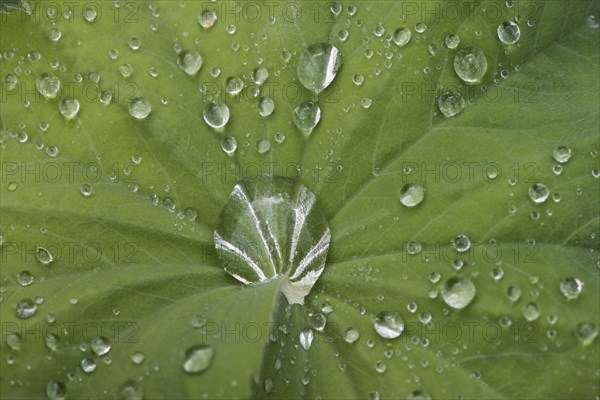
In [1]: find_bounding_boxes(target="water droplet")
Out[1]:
[37,246,54,264]
[454,46,488,84]
[17,270,34,286]
[81,358,96,373]
[183,345,214,373]
[297,43,341,94]
[392,27,412,46]
[256,139,271,154]
[553,145,572,163]
[491,267,504,282]
[177,50,203,76]
[399,183,425,207]
[252,66,269,85]
[299,329,314,350]
[129,97,152,119]
[258,96,275,117]
[59,98,80,119]
[352,73,365,86]
[131,351,145,365]
[6,332,22,350]
[203,101,230,129]
[587,15,599,29]
[91,336,111,356]
[79,183,93,197]
[15,299,37,319]
[83,5,98,22]
[560,277,583,300]
[293,101,321,133]
[214,175,331,305]
[522,302,540,321]
[374,311,404,339]
[407,390,432,400]
[438,91,465,118]
[445,34,460,49]
[119,63,133,77]
[46,380,67,400]
[36,73,61,99]
[118,380,143,400]
[575,322,597,345]
[415,22,427,33]
[221,136,237,155]
[452,234,471,253]
[442,277,476,309]
[198,10,217,28]
[46,334,59,351]
[344,327,359,344]
[427,43,438,56]
[497,21,521,44]
[310,313,327,331]
[528,183,549,203]
[224,76,244,94]
[48,28,62,42]
[406,240,422,255]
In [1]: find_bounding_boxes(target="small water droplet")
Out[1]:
[528,183,549,203]
[344,327,359,344]
[59,98,80,119]
[198,10,217,28]
[522,302,540,321]
[220,136,237,155]
[17,270,34,286]
[91,336,111,356]
[399,183,425,207]
[445,34,460,49]
[560,277,583,300]
[37,246,54,264]
[15,299,37,319]
[81,358,96,373]
[224,76,244,94]
[46,380,67,400]
[36,73,61,99]
[293,101,321,133]
[258,96,275,117]
[177,50,203,76]
[299,329,314,350]
[497,21,521,44]
[452,234,471,253]
[575,322,597,345]
[252,66,269,85]
[553,146,572,163]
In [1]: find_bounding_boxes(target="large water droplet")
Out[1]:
[522,302,540,321]
[438,91,465,118]
[214,175,331,305]
[46,380,67,400]
[258,96,275,117]
[252,66,269,85]
[442,277,476,309]
[392,27,412,46]
[17,270,34,286]
[221,136,237,154]
[299,329,314,350]
[297,43,341,94]
[528,183,549,203]
[575,322,597,345]
[198,10,217,29]
[81,358,96,373]
[129,97,152,119]
[293,101,321,133]
[344,327,360,344]
[560,277,583,300]
[177,50,203,76]
[497,21,521,44]
[399,183,425,207]
[553,146,572,163]
[59,98,80,119]
[182,345,214,373]
[91,336,111,355]
[452,234,471,252]
[225,76,244,94]
[374,311,404,339]
[203,101,230,128]
[454,46,488,83]
[15,299,37,319]
[36,73,61,99]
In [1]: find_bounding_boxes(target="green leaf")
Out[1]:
[1,1,598,399]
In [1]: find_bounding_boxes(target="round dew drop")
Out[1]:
[36,73,61,99]
[293,101,321,133]
[374,311,404,339]
[399,183,425,207]
[129,97,152,119]
[258,96,275,117]
[438,91,465,118]
[553,145,572,163]
[177,50,203,76]
[528,183,549,203]
[299,329,314,350]
[198,10,217,29]
[560,277,583,300]
[297,43,342,94]
[454,46,488,84]
[224,76,244,94]
[203,101,230,128]
[182,345,214,373]
[393,27,412,46]
[221,136,237,155]
[442,277,476,309]
[575,322,597,345]
[497,21,521,44]
[59,98,80,119]
[452,234,471,252]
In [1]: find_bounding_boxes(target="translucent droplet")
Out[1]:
[91,336,111,356]
[17,270,34,286]
[81,358,96,373]
[454,46,488,83]
[415,22,427,33]
[407,390,432,400]
[452,234,471,252]
[46,380,67,400]
[297,43,342,94]
[221,136,237,155]
[522,302,540,321]
[491,267,504,282]
[560,277,583,300]
[131,351,145,365]
[406,240,422,255]
[445,34,460,49]
[587,15,600,29]
[198,10,217,28]
[83,5,98,22]
[528,183,549,203]
[374,311,404,339]
[252,66,269,85]
[118,380,143,400]
[575,322,597,345]
[203,101,230,128]
[352,73,365,86]
[438,91,465,118]
[36,73,61,99]
[553,146,572,163]
[399,183,425,207]
[214,175,331,305]
[497,21,521,44]
[299,329,314,350]
[15,299,37,319]
[392,27,412,46]
[224,76,244,94]
[45,334,59,351]
[293,101,321,133]
[256,139,271,154]
[177,50,203,76]
[6,332,22,350]
[80,184,93,197]
[442,277,476,309]
[258,96,275,117]
[119,63,133,78]
[48,28,62,42]
[129,97,152,119]
[37,246,54,264]
[59,98,80,119]
[183,345,214,373]
[427,43,438,56]
[344,328,359,344]
[310,313,327,331]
